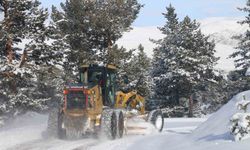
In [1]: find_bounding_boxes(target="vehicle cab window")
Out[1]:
[106,71,116,106]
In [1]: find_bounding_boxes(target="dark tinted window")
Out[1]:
[88,70,103,83]
[106,71,116,106]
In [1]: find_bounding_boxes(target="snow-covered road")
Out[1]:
[2,91,250,150]
[0,113,206,150]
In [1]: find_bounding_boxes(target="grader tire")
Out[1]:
[57,111,66,139]
[101,109,117,140]
[116,111,124,138]
[47,108,65,139]
[148,109,164,132]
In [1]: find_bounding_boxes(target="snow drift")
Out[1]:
[190,90,250,141]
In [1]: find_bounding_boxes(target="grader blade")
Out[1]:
[124,115,157,135]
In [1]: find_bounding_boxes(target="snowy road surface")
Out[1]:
[2,91,250,150]
[0,113,205,150]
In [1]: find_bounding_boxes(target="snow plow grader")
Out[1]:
[47,64,164,139]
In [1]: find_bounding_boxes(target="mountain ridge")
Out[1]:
[117,17,248,72]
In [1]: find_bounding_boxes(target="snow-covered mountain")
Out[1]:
[200,17,247,71]
[117,17,248,72]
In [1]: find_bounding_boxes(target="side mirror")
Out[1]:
[123,75,129,84]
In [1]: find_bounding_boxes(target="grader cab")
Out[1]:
[47,64,164,139]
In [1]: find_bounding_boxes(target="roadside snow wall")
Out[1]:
[190,90,250,141]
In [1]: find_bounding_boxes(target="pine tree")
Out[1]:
[108,44,151,97]
[50,0,142,77]
[0,0,55,64]
[125,44,151,97]
[230,0,250,70]
[108,44,134,68]
[0,0,60,118]
[178,16,218,94]
[151,4,182,105]
[225,0,250,117]
[50,1,95,77]
[107,44,134,90]
[151,4,218,107]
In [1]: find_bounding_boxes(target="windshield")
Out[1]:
[80,68,103,84]
[88,70,102,83]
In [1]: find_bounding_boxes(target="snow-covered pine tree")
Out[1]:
[50,0,142,77]
[151,4,219,108]
[107,44,134,89]
[107,44,151,97]
[178,16,219,98]
[230,95,250,141]
[124,44,151,97]
[26,1,62,66]
[0,0,60,119]
[226,69,250,102]
[151,4,180,106]
[226,0,250,111]
[195,76,229,115]
[107,44,134,69]
[49,1,95,78]
[229,0,250,70]
[93,0,142,63]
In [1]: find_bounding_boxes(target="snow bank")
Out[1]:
[190,91,250,141]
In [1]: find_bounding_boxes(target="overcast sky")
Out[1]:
[40,0,247,27]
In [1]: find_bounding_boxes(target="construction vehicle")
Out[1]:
[47,64,164,139]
